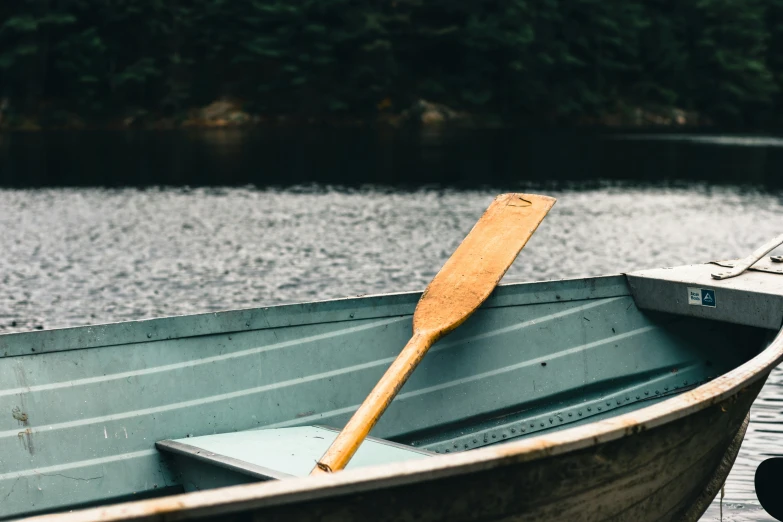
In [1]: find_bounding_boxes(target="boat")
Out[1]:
[2,212,783,521]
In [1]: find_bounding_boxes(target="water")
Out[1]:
[2,129,783,520]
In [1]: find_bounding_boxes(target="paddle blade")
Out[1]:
[413,193,555,338]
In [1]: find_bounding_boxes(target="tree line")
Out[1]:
[2,0,783,128]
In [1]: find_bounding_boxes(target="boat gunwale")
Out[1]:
[21,293,783,522]
[0,274,630,359]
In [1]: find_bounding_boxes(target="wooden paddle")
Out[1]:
[310,193,556,475]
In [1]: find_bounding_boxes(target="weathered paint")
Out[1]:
[7,278,712,518]
[21,379,766,522]
[679,412,750,521]
[0,268,779,521]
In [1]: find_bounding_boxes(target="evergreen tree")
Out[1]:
[0,0,780,127]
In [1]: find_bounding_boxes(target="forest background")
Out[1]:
[2,0,782,130]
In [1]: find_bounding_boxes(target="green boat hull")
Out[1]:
[2,267,781,521]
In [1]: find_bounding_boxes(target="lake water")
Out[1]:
[1,129,783,520]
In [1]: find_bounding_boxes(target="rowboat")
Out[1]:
[2,199,782,521]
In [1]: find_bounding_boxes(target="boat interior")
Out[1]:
[1,268,780,519]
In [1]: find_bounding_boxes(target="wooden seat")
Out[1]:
[157,426,433,490]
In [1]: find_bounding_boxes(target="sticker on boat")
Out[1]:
[688,287,716,308]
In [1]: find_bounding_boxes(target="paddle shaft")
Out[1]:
[311,332,434,473]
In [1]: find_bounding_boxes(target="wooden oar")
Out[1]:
[310,193,556,475]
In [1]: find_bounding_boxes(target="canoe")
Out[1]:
[3,247,783,521]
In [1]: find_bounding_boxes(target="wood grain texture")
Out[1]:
[311,193,556,474]
[413,193,557,338]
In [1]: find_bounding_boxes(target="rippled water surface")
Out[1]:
[2,131,783,520]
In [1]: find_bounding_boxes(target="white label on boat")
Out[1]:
[687,287,716,308]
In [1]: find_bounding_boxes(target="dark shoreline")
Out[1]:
[3,126,783,193]
[0,100,719,134]
[0,119,720,134]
